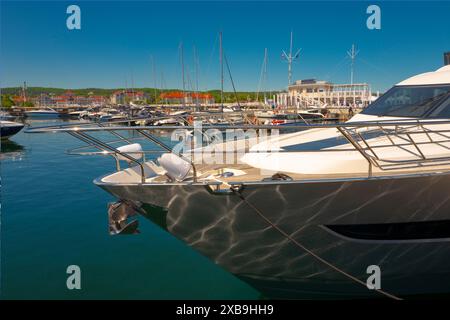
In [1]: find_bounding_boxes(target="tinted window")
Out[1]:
[428,96,450,118]
[362,85,450,117]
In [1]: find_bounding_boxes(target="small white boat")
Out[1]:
[0,111,16,121]
[68,110,87,118]
[256,109,324,123]
[153,111,188,126]
[298,108,324,120]
[0,120,24,139]
[98,108,127,122]
[25,107,59,118]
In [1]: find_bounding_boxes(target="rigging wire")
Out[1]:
[224,53,241,109]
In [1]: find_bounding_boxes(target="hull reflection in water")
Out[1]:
[97,172,450,299]
[0,140,25,160]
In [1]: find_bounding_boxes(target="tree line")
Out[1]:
[1,87,277,105]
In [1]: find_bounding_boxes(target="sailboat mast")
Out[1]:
[131,70,135,102]
[193,45,199,110]
[160,71,166,105]
[288,31,293,86]
[263,48,267,103]
[22,81,27,105]
[180,42,186,108]
[151,55,157,104]
[219,31,223,110]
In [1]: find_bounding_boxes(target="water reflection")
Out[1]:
[0,139,25,161]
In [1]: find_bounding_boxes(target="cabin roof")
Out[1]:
[397,65,450,86]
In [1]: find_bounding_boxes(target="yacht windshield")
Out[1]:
[362,85,450,117]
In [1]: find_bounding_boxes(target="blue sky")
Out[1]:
[1,1,449,92]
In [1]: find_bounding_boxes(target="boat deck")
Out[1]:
[101,160,450,186]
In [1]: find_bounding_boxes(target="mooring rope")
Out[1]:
[231,187,403,300]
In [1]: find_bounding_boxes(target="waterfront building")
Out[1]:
[111,90,148,104]
[159,91,215,105]
[32,91,109,107]
[275,79,373,109]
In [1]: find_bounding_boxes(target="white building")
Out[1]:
[275,79,372,109]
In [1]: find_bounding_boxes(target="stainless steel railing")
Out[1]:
[26,117,450,182]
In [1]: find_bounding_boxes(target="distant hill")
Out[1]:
[1,87,275,102]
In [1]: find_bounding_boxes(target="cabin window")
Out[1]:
[427,96,450,118]
[362,84,450,117]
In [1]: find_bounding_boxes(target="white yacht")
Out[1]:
[0,111,16,121]
[152,111,189,126]
[68,109,88,119]
[28,59,450,298]
[1,120,24,139]
[24,107,59,118]
[256,109,324,125]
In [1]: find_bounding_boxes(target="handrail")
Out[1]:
[25,117,450,183]
[73,131,146,183]
[337,127,374,177]
[25,118,450,133]
[136,129,198,182]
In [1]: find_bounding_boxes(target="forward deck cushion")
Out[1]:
[158,153,192,181]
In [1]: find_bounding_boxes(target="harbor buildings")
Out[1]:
[110,90,148,104]
[159,91,215,105]
[275,79,374,109]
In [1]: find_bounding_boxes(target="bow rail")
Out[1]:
[26,117,450,182]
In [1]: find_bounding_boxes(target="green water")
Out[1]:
[0,119,259,299]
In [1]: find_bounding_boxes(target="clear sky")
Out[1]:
[1,1,449,92]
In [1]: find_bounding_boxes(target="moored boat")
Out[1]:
[24,107,60,118]
[1,120,24,139]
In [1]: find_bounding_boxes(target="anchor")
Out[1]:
[107,199,145,235]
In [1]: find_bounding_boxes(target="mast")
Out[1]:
[288,31,293,85]
[263,48,267,104]
[193,45,199,111]
[219,31,223,111]
[347,44,359,106]
[180,42,186,108]
[256,48,268,104]
[151,55,157,104]
[130,70,135,102]
[22,81,27,105]
[160,71,167,105]
[347,44,359,85]
[282,30,301,87]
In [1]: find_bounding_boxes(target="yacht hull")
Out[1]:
[25,112,60,118]
[96,172,450,298]
[0,122,24,139]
